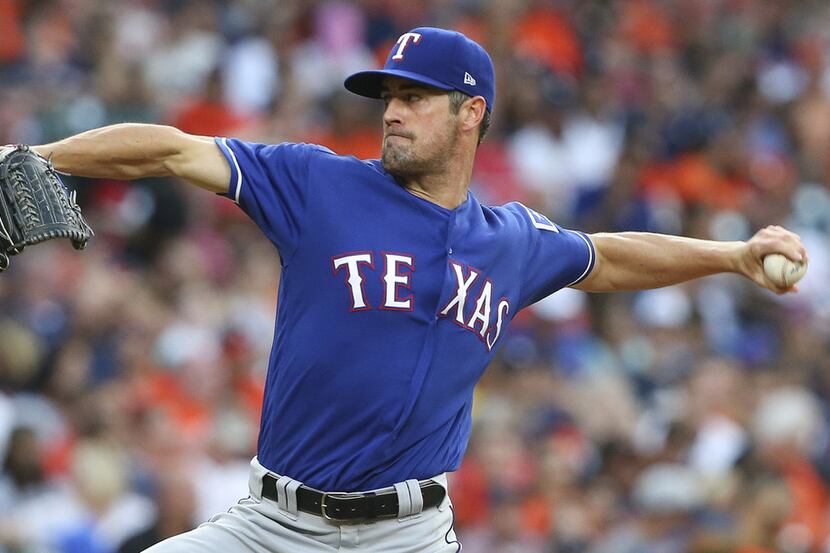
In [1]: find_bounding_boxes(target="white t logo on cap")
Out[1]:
[392,32,422,60]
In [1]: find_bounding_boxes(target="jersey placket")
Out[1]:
[388,207,459,442]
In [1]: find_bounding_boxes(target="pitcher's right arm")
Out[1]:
[31,124,230,193]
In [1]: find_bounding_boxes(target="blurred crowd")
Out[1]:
[1,0,830,552]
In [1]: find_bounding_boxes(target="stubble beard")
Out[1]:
[381,122,459,179]
[381,140,418,177]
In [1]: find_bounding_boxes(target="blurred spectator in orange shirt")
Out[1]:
[170,68,247,138]
[303,90,381,159]
[512,3,581,76]
[618,0,676,54]
[0,0,25,64]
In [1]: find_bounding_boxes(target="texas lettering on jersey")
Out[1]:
[438,261,509,351]
[331,252,510,351]
[331,251,414,311]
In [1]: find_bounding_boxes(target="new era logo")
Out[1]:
[464,72,476,86]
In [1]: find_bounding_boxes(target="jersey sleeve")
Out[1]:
[215,137,332,260]
[510,203,596,309]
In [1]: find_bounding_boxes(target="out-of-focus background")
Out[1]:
[0,0,829,552]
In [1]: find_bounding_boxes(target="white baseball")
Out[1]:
[763,253,807,288]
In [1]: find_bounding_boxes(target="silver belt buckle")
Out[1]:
[320,491,355,522]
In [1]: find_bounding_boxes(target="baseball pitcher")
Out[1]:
[25,27,806,553]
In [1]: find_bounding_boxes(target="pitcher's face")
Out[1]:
[380,77,460,179]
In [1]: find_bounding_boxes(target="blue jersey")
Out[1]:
[215,137,595,492]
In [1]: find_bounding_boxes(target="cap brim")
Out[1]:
[344,69,453,99]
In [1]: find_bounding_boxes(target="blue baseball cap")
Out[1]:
[345,27,496,113]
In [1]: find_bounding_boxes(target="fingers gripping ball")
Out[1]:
[763,253,807,288]
[0,145,94,271]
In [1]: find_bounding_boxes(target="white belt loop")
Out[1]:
[405,480,423,515]
[285,479,301,517]
[276,475,300,520]
[394,481,412,518]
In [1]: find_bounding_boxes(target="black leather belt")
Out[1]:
[261,473,446,522]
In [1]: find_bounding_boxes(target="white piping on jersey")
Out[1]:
[221,137,243,204]
[568,232,595,286]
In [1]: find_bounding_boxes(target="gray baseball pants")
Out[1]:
[144,457,462,552]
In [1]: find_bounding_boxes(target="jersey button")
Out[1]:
[448,248,453,254]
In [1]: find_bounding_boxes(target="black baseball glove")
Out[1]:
[0,145,93,271]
